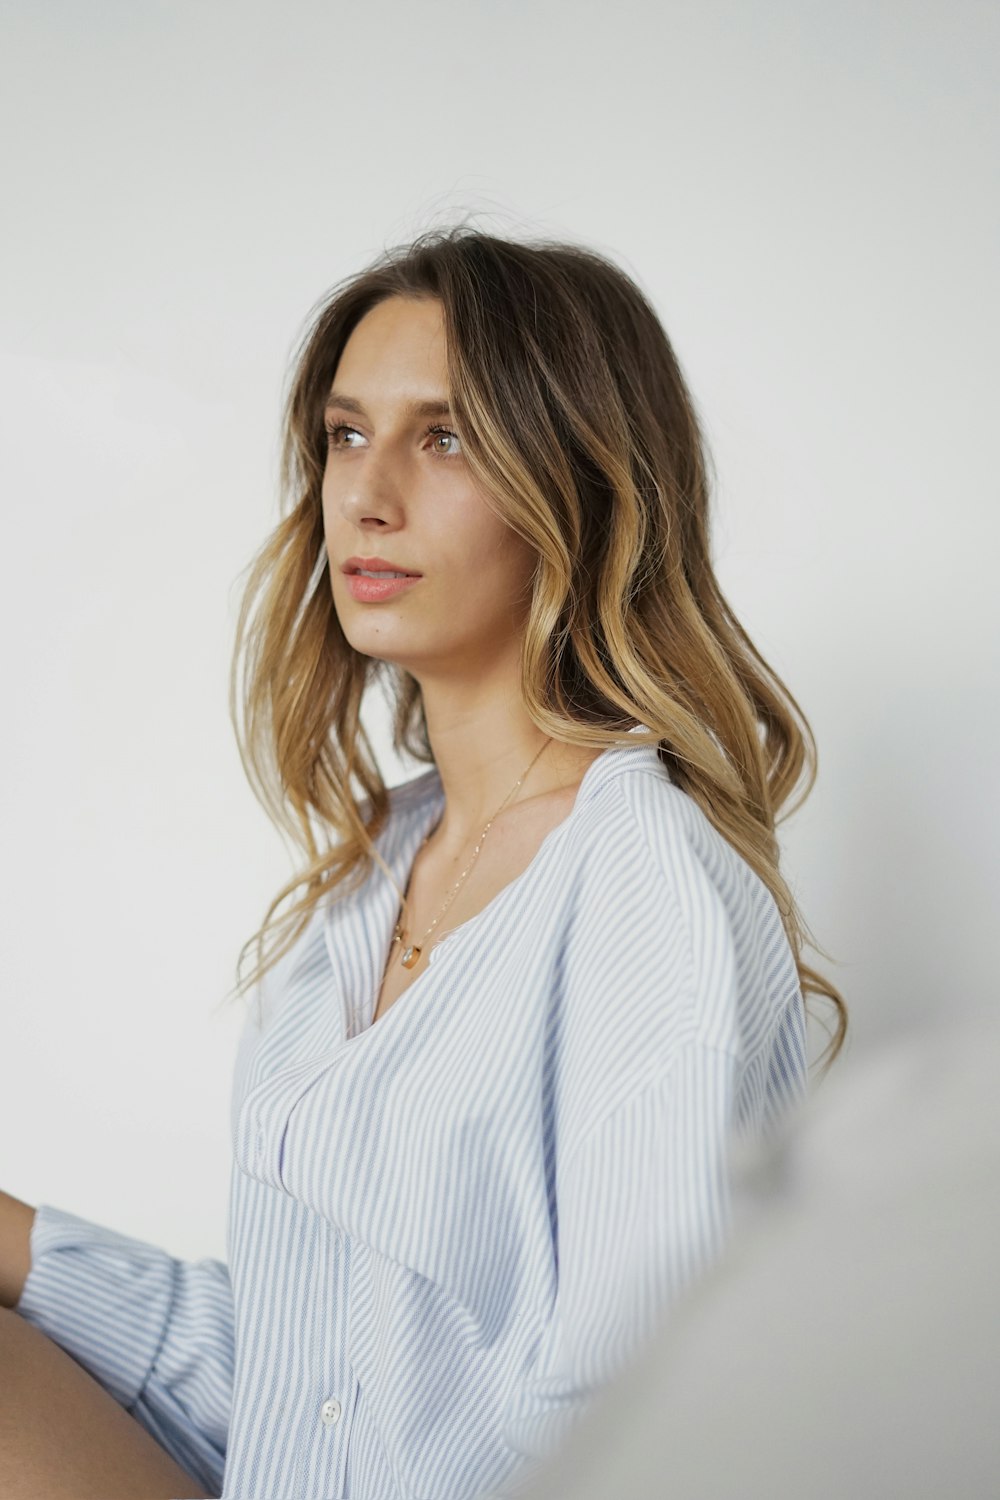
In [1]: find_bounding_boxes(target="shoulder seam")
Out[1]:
[604,773,702,1027]
[606,773,750,1056]
[560,1036,742,1178]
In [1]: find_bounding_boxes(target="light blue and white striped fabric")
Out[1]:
[16,728,808,1499]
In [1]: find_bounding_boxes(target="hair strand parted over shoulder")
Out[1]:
[226,223,847,1074]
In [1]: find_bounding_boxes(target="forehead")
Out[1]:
[333,296,447,382]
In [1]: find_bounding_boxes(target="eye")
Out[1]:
[423,424,463,457]
[324,423,364,450]
[322,422,463,458]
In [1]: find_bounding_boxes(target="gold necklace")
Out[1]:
[390,737,553,970]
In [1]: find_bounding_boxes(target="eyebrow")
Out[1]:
[324,390,453,420]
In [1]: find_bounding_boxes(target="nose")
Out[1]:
[331,441,407,527]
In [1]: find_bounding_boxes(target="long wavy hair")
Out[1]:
[228,223,847,1074]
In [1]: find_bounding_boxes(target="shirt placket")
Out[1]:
[294,1217,360,1499]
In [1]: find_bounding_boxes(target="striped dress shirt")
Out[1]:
[16,727,808,1499]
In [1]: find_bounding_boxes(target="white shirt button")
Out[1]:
[320,1397,342,1427]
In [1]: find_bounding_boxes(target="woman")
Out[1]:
[0,226,846,1500]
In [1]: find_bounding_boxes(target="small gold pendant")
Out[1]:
[401,943,421,969]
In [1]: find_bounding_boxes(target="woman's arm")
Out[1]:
[496,1040,742,1473]
[493,782,809,1488]
[12,1201,233,1497]
[0,1189,36,1309]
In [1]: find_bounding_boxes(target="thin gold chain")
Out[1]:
[389,737,553,971]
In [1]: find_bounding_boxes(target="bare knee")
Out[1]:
[0,1306,213,1499]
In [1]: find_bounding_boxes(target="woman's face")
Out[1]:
[322,295,537,683]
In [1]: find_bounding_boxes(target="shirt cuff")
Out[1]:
[15,1201,178,1411]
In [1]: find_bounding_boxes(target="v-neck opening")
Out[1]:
[327,727,664,1044]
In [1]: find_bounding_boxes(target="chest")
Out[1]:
[370,786,579,1026]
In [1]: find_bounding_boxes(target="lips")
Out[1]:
[342,556,422,576]
[346,572,423,602]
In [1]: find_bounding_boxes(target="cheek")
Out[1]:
[320,486,342,554]
[467,540,537,618]
[320,471,334,522]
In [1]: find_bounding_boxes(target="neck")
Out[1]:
[418,701,594,852]
[425,731,552,852]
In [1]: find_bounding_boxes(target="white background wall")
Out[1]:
[2,0,996,1262]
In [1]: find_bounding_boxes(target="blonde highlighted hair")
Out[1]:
[228,223,847,1074]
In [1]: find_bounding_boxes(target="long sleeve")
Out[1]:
[15,1202,233,1496]
[494,1040,740,1483]
[489,776,809,1493]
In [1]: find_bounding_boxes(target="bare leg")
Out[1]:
[0,1307,214,1499]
